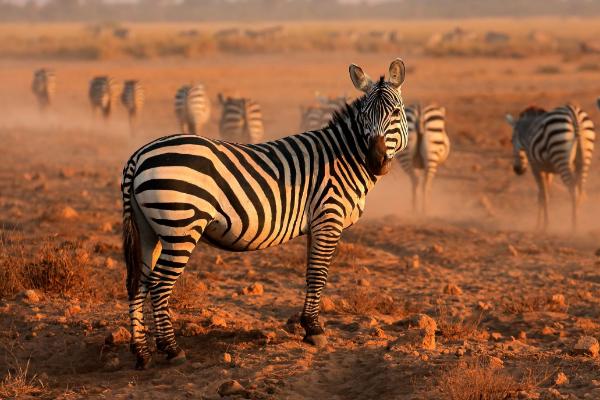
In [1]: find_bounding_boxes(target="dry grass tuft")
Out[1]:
[501,294,568,314]
[436,302,483,340]
[0,232,27,298]
[23,241,90,297]
[438,359,520,400]
[0,346,47,399]
[340,289,407,317]
[535,65,562,74]
[172,271,207,310]
[577,62,600,72]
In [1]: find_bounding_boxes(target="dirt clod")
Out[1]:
[217,380,247,397]
[554,372,568,385]
[105,326,131,345]
[241,282,264,296]
[573,336,599,357]
[444,283,463,296]
[320,296,335,313]
[21,289,41,303]
[181,322,205,337]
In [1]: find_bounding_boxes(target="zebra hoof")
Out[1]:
[303,334,328,348]
[167,348,187,366]
[135,355,152,370]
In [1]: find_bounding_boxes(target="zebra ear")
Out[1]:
[505,114,515,126]
[349,64,373,93]
[388,58,406,88]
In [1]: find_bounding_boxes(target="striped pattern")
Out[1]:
[398,104,450,213]
[121,80,145,133]
[300,95,349,131]
[218,94,264,143]
[31,68,56,110]
[89,76,119,119]
[121,59,409,369]
[174,84,211,135]
[506,104,595,230]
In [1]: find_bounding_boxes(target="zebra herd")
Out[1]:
[30,60,598,369]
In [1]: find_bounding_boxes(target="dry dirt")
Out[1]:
[1,49,600,399]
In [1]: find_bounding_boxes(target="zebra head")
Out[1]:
[349,59,408,176]
[506,106,546,176]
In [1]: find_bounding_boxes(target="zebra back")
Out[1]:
[32,68,56,108]
[218,94,264,143]
[121,80,145,117]
[174,84,210,134]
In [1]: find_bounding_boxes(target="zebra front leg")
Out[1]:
[532,169,549,231]
[300,228,341,348]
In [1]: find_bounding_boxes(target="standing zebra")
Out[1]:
[218,94,264,143]
[506,104,595,230]
[300,95,349,131]
[121,59,409,369]
[397,104,450,214]
[121,80,145,134]
[597,97,600,110]
[31,68,56,110]
[89,76,119,119]
[174,84,210,135]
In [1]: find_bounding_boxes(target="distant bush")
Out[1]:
[577,62,600,72]
[535,65,561,74]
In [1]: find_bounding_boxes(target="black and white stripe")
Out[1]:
[398,104,450,213]
[174,84,210,135]
[31,68,56,110]
[506,104,595,230]
[121,80,145,133]
[300,95,349,131]
[89,76,119,119]
[121,59,409,369]
[218,94,264,143]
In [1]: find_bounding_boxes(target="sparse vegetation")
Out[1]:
[436,302,483,340]
[437,359,520,400]
[535,65,562,74]
[339,289,407,316]
[502,294,568,314]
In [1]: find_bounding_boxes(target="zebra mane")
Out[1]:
[519,106,546,119]
[326,95,363,130]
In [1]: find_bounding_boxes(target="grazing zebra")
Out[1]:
[121,59,409,369]
[89,76,119,119]
[218,94,264,143]
[174,84,210,135]
[31,68,56,110]
[397,104,450,213]
[121,80,145,134]
[506,104,595,230]
[300,95,349,131]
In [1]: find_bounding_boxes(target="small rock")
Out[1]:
[408,254,420,269]
[105,326,131,345]
[370,327,386,338]
[21,289,40,303]
[217,380,247,397]
[357,278,370,287]
[241,282,264,296]
[491,332,503,341]
[431,244,444,254]
[181,322,205,337]
[101,222,113,233]
[210,315,227,328]
[573,336,599,357]
[541,326,556,336]
[485,356,504,369]
[456,348,465,357]
[60,206,78,219]
[320,296,335,313]
[545,388,562,399]
[443,283,463,296]
[103,355,121,371]
[59,167,76,178]
[518,331,527,341]
[507,244,519,257]
[105,257,116,269]
[402,314,437,335]
[223,352,232,363]
[551,294,566,306]
[66,304,81,317]
[554,371,568,385]
[477,301,492,311]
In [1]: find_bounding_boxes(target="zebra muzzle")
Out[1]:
[366,135,393,176]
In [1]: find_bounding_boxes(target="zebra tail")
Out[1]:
[122,159,142,300]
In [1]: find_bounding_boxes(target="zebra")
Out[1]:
[397,104,450,214]
[121,59,409,369]
[89,76,119,119]
[174,84,210,135]
[505,104,595,230]
[217,94,264,143]
[121,80,145,134]
[31,68,56,110]
[300,94,349,131]
[597,97,600,110]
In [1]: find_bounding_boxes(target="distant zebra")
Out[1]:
[89,76,119,119]
[597,97,600,110]
[506,104,595,230]
[121,59,409,369]
[397,104,450,213]
[218,94,264,143]
[31,69,56,110]
[174,84,210,135]
[300,95,349,131]
[121,80,145,134]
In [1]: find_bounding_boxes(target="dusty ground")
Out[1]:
[1,48,600,399]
